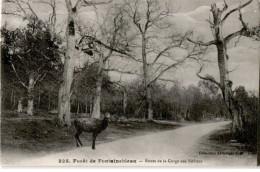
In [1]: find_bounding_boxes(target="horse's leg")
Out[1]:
[75,131,83,146]
[92,133,97,150]
[78,133,83,146]
[75,133,79,147]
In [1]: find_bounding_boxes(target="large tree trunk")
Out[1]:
[218,46,244,132]
[62,58,74,126]
[146,85,153,120]
[217,45,229,102]
[58,59,74,127]
[58,84,65,122]
[27,75,34,115]
[91,78,102,119]
[217,46,244,132]
[212,4,244,133]
[58,0,77,127]
[92,55,104,119]
[142,36,153,120]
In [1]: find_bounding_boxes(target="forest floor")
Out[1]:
[1,110,182,165]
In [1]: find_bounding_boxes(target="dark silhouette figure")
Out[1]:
[74,113,110,149]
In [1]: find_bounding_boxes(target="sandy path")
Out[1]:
[6,121,256,167]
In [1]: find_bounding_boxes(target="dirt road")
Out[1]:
[10,121,256,166]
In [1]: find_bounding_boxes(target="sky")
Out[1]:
[1,0,259,92]
[164,0,260,92]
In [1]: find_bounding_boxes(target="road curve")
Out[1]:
[12,121,256,166]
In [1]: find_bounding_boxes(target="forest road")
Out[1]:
[15,120,256,166]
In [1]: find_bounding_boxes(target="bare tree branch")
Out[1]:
[2,12,24,18]
[187,38,216,46]
[221,0,228,12]
[36,0,57,33]
[25,0,39,19]
[10,62,29,89]
[227,65,239,74]
[223,6,254,44]
[82,0,113,6]
[157,78,180,84]
[78,35,142,63]
[148,58,185,86]
[105,68,141,76]
[33,72,47,85]
[221,0,253,24]
[14,0,27,15]
[151,43,181,65]
[224,29,245,45]
[74,0,84,11]
[196,66,221,88]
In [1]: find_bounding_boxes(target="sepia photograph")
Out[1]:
[0,0,259,167]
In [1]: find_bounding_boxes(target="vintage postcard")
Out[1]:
[1,0,259,167]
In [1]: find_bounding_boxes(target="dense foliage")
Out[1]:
[1,20,61,112]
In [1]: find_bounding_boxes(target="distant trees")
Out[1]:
[72,64,97,114]
[120,78,226,121]
[1,20,60,115]
[72,63,115,115]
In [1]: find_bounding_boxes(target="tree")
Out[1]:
[1,20,60,115]
[119,0,200,120]
[74,5,131,118]
[188,0,258,132]
[57,0,113,126]
[72,62,114,115]
[108,78,128,116]
[233,86,258,145]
